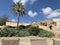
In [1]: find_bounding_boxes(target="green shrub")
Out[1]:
[0,29,8,37]
[38,30,54,37]
[25,25,31,28]
[0,28,30,37]
[28,26,40,36]
[0,28,18,37]
[6,28,18,37]
[18,25,26,30]
[0,26,54,37]
[17,29,30,37]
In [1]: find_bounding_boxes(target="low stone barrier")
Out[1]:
[0,37,19,45]
[0,37,59,45]
[19,37,31,45]
[31,38,47,45]
[53,38,60,45]
[2,38,19,45]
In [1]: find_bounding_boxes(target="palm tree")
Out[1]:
[12,2,26,29]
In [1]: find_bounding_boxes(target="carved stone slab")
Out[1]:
[2,40,19,45]
[54,40,60,45]
[20,38,31,45]
[31,39,47,45]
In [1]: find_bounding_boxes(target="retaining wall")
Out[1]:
[0,37,59,45]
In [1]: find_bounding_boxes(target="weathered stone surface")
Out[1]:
[19,38,31,45]
[53,40,60,45]
[31,39,47,45]
[47,39,53,45]
[2,40,19,45]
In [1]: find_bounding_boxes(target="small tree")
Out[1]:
[0,15,8,26]
[12,2,26,29]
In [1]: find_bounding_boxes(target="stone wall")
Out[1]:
[6,22,30,27]
[0,37,59,45]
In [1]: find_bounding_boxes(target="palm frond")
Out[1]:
[12,2,26,16]
[21,7,26,15]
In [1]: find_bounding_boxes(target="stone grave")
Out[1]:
[53,39,60,45]
[31,38,47,45]
[19,38,31,45]
[2,39,19,45]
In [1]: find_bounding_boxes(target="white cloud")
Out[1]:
[42,7,53,15]
[13,0,28,5]
[30,0,37,4]
[21,0,29,5]
[42,7,60,19]
[13,0,20,4]
[10,19,17,22]
[28,10,38,17]
[13,0,37,5]
[47,10,60,19]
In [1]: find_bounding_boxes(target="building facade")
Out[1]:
[53,18,60,30]
[32,20,56,31]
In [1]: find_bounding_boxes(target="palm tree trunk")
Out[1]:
[17,12,20,29]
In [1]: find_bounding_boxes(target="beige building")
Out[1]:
[53,18,60,36]
[0,19,57,31]
[6,22,30,27]
[0,20,56,30]
[32,20,56,31]
[53,18,60,30]
[0,22,30,29]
